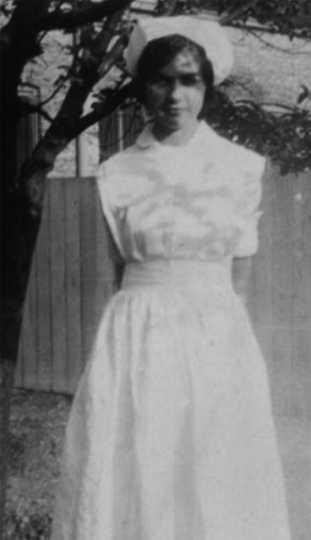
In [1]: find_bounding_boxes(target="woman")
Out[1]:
[51,16,291,540]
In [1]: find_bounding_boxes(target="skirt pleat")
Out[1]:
[51,277,291,540]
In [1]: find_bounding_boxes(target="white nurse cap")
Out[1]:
[125,16,234,85]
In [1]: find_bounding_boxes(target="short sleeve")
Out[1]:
[96,162,126,261]
[233,152,266,258]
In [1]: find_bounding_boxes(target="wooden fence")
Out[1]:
[249,168,311,419]
[15,177,115,395]
[15,168,311,419]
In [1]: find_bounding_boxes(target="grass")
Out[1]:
[5,389,71,539]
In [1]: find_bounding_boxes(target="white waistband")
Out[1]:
[121,259,233,293]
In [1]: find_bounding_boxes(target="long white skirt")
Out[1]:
[51,260,291,540]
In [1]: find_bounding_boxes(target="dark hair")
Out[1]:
[134,34,215,113]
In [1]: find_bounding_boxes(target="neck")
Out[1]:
[152,119,200,146]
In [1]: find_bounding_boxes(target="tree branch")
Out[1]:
[96,34,127,78]
[246,28,311,55]
[85,9,126,70]
[226,21,311,38]
[74,81,134,136]
[20,103,53,122]
[37,76,70,107]
[220,0,259,25]
[235,98,298,113]
[40,0,133,31]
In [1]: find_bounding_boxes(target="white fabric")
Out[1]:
[51,122,291,540]
[125,16,234,84]
[97,121,264,261]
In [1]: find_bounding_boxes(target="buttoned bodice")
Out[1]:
[96,122,265,263]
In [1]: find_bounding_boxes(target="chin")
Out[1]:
[161,118,184,131]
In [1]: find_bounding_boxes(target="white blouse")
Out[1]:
[96,121,265,262]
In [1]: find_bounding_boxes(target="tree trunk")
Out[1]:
[0,40,69,540]
[0,4,128,535]
[0,132,44,540]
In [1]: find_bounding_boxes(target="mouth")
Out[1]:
[162,108,184,117]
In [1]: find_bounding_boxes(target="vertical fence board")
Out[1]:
[79,178,98,368]
[64,178,83,393]
[249,165,275,361]
[35,185,52,390]
[49,179,67,392]
[16,242,38,388]
[249,167,311,418]
[292,174,311,416]
[99,104,143,161]
[95,186,115,321]
[271,174,295,415]
[16,283,36,388]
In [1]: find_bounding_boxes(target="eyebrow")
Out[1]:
[158,70,202,78]
[180,72,202,78]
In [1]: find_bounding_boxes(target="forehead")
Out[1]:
[160,49,201,74]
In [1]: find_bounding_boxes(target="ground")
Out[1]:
[5,390,71,540]
[5,388,311,540]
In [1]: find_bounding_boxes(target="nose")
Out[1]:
[167,80,183,102]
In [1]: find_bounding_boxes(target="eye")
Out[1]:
[147,75,170,88]
[180,74,202,86]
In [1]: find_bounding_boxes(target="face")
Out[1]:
[143,49,206,136]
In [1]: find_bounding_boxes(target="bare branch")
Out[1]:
[220,0,259,25]
[226,21,311,38]
[74,81,134,136]
[97,35,127,79]
[38,76,70,107]
[92,10,125,57]
[235,98,297,113]
[20,103,53,122]
[40,0,133,32]
[246,29,311,55]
